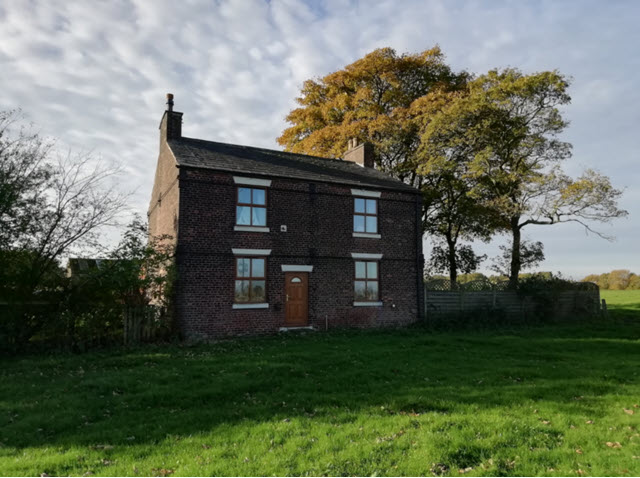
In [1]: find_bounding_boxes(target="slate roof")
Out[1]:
[168,137,418,193]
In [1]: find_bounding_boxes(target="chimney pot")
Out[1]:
[159,93,182,143]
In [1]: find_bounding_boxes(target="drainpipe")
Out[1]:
[416,193,425,320]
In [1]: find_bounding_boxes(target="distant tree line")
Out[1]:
[581,270,640,290]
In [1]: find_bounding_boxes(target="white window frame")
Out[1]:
[352,256,382,306]
[352,190,380,237]
[235,182,269,232]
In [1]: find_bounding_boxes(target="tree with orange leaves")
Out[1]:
[277,46,468,185]
[278,47,492,283]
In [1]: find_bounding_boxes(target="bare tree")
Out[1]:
[0,110,54,250]
[0,109,128,303]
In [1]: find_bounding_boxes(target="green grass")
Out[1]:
[1,298,639,476]
[601,290,640,319]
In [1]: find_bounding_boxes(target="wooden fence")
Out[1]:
[1,301,169,350]
[424,279,601,323]
[122,305,168,344]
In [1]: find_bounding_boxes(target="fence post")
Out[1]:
[601,299,609,319]
[123,307,128,345]
[134,307,138,343]
[424,284,429,323]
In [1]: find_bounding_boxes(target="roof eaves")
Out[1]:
[176,162,419,194]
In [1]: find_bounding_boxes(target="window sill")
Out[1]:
[232,303,269,309]
[353,301,383,307]
[234,226,270,233]
[352,232,381,239]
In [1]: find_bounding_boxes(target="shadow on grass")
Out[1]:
[607,300,640,321]
[1,314,639,452]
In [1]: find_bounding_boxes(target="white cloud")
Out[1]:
[0,0,638,275]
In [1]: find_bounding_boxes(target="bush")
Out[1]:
[0,218,176,355]
[421,305,510,331]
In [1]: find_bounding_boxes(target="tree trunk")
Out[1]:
[509,216,521,289]
[446,234,458,286]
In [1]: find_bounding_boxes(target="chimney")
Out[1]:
[159,93,183,143]
[343,138,374,168]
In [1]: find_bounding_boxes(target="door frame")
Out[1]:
[284,271,309,326]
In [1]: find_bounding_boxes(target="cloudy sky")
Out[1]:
[1,0,638,278]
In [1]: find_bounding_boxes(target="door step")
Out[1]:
[278,326,316,332]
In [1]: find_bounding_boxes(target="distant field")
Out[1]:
[601,290,640,319]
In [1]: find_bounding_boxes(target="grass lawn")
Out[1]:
[1,296,639,476]
[601,290,640,319]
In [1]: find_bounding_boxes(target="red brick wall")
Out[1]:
[173,168,424,339]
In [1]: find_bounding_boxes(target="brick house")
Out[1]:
[148,94,424,338]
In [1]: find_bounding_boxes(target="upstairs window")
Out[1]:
[236,187,266,227]
[235,257,266,303]
[354,260,379,301]
[354,197,377,234]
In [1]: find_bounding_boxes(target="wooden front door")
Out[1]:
[284,272,308,326]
